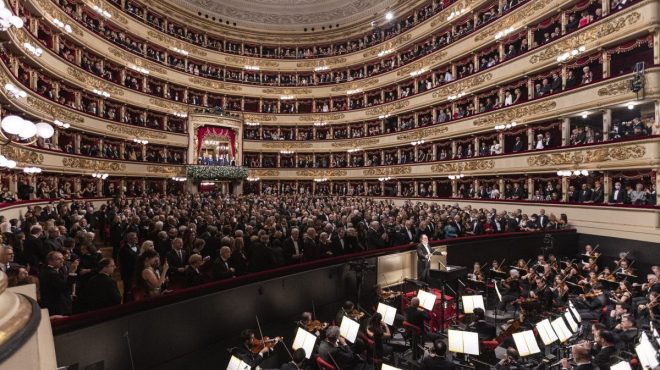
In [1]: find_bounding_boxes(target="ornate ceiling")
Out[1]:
[174,0,401,32]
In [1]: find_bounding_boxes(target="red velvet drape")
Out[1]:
[196,126,236,158]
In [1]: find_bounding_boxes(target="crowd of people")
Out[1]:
[0,193,567,316]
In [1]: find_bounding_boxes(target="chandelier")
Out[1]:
[91,173,109,179]
[1,115,55,145]
[0,3,24,31]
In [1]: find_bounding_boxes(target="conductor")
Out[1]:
[417,234,432,282]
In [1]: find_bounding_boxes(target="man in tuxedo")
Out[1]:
[420,340,456,370]
[468,308,496,340]
[302,227,320,261]
[0,246,20,273]
[467,216,484,236]
[212,246,235,279]
[511,183,524,200]
[39,251,79,315]
[119,232,139,301]
[416,234,432,282]
[450,215,464,236]
[512,137,524,152]
[578,183,593,203]
[82,258,121,311]
[165,238,188,276]
[23,224,44,268]
[609,181,626,203]
[282,227,303,264]
[318,326,362,370]
[366,221,387,249]
[42,226,63,256]
[560,340,598,370]
[593,331,619,370]
[402,220,417,244]
[537,209,549,229]
[587,181,604,203]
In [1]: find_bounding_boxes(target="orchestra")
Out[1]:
[230,245,660,370]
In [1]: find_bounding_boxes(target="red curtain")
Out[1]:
[196,126,236,158]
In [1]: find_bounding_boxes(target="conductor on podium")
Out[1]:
[417,234,432,282]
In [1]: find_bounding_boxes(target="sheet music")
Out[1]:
[513,331,541,356]
[610,362,632,370]
[292,327,317,359]
[462,295,485,314]
[535,319,559,345]
[568,301,582,323]
[226,355,250,370]
[635,335,659,369]
[494,280,502,302]
[448,329,480,355]
[377,303,397,326]
[564,312,578,333]
[381,364,403,370]
[339,316,360,343]
[417,290,437,311]
[551,317,572,342]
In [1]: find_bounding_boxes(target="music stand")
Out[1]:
[636,333,660,369]
[568,301,582,323]
[292,327,317,359]
[377,302,397,326]
[551,317,572,343]
[448,329,480,356]
[610,361,632,370]
[513,330,541,357]
[226,355,250,370]
[417,289,437,311]
[462,295,485,314]
[535,319,559,346]
[339,316,360,343]
[381,364,403,370]
[563,312,578,333]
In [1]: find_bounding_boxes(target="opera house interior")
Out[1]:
[0,0,659,368]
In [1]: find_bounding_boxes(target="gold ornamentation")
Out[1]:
[148,98,187,112]
[474,0,551,42]
[363,34,412,58]
[331,138,380,148]
[108,47,168,75]
[296,169,347,177]
[85,0,129,24]
[473,101,557,126]
[396,52,447,76]
[298,113,345,122]
[146,31,207,57]
[365,101,410,117]
[363,167,412,176]
[396,126,449,141]
[2,146,44,164]
[296,57,347,68]
[188,77,242,91]
[331,78,379,92]
[33,0,84,35]
[146,165,185,175]
[243,113,277,122]
[26,97,85,123]
[105,125,167,140]
[224,56,279,68]
[430,160,495,173]
[62,157,126,171]
[526,145,646,166]
[432,73,493,99]
[430,0,476,27]
[262,142,313,149]
[66,67,124,96]
[251,169,280,177]
[597,80,633,96]
[261,87,313,95]
[529,12,641,64]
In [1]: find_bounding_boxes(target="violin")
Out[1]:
[306,320,328,333]
[249,336,283,354]
[346,309,365,321]
[381,290,402,300]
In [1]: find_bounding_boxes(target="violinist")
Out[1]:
[468,262,485,283]
[581,257,599,273]
[598,267,616,283]
[559,340,598,370]
[636,291,659,320]
[233,329,276,369]
[497,269,521,314]
[335,300,364,327]
[468,307,496,340]
[405,297,441,341]
[575,283,607,321]
[299,312,327,337]
[496,347,521,370]
[578,271,598,289]
[318,326,363,370]
[281,348,306,370]
[582,244,600,258]
[529,277,553,310]
[617,259,635,278]
[632,273,659,310]
[548,254,559,272]
[614,315,639,349]
[564,266,581,285]
[552,275,569,305]
[612,281,632,304]
[366,312,392,359]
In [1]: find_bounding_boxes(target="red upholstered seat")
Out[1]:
[316,356,336,370]
[481,340,499,351]
[403,320,422,335]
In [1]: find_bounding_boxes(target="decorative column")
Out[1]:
[527,127,534,150]
[602,52,611,79]
[561,177,569,202]
[561,118,571,146]
[451,179,458,197]
[603,172,611,203]
[498,178,505,199]
[527,178,534,200]
[602,109,612,141]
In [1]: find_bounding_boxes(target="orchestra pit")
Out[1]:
[0,0,659,369]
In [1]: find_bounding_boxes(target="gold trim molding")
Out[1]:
[106,124,168,140]
[529,12,641,64]
[33,0,84,35]
[62,157,126,171]
[597,80,633,96]
[396,126,449,141]
[331,78,380,92]
[243,114,278,122]
[473,101,557,126]
[147,31,207,57]
[296,57,347,69]
[430,0,477,27]
[331,138,380,148]
[295,169,347,177]
[107,47,168,75]
[262,142,313,149]
[26,97,84,123]
[474,0,551,42]
[432,73,493,99]
[251,169,281,177]
[261,87,313,95]
[2,146,44,165]
[526,145,646,166]
[146,165,186,175]
[66,67,124,96]
[224,56,279,68]
[365,101,410,117]
[148,98,188,111]
[363,34,413,58]
[397,52,448,76]
[431,160,495,173]
[363,167,412,176]
[188,77,243,92]
[298,113,346,122]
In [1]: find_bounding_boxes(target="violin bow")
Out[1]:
[255,315,266,343]
[312,300,317,321]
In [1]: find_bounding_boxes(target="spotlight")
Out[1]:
[385,12,394,21]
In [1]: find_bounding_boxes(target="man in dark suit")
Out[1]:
[119,232,139,301]
[402,220,418,244]
[82,258,121,311]
[416,234,432,282]
[318,326,361,370]
[449,215,464,236]
[609,181,626,203]
[165,237,188,276]
[420,340,456,370]
[282,228,303,263]
[537,209,549,229]
[212,246,235,279]
[468,308,496,340]
[512,137,524,152]
[366,221,387,249]
[248,237,275,273]
[302,227,320,261]
[511,183,524,200]
[39,251,78,315]
[560,341,598,370]
[593,331,619,370]
[467,217,484,236]
[578,183,593,203]
[589,181,604,203]
[23,224,44,268]
[0,246,20,273]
